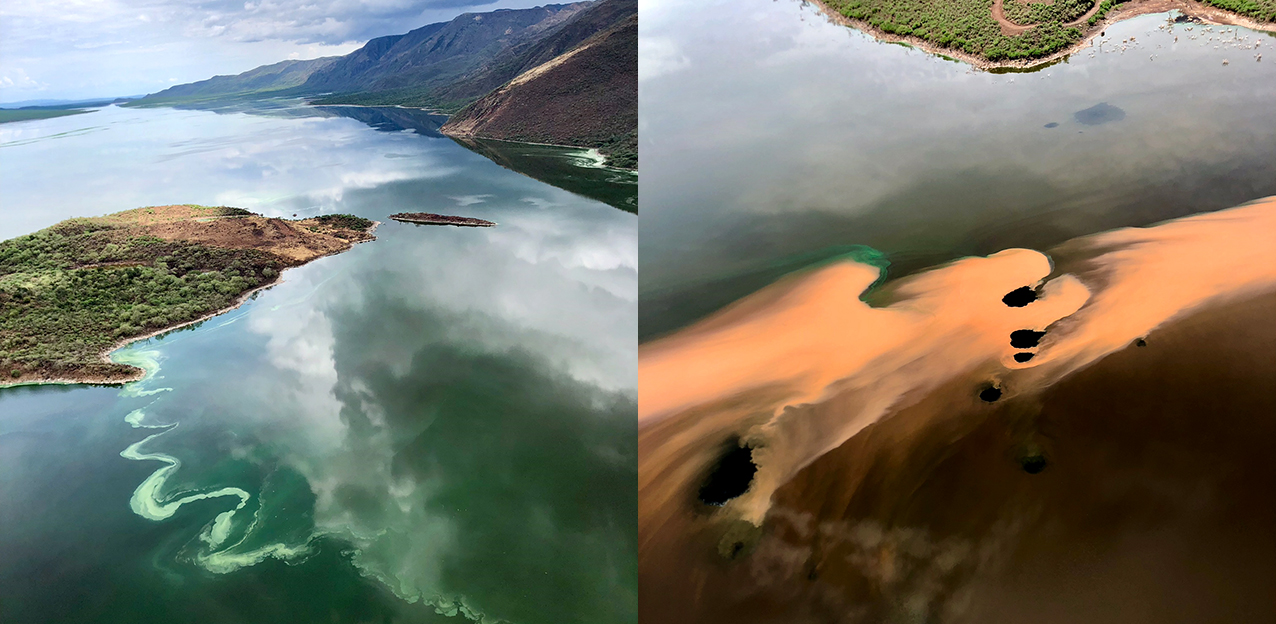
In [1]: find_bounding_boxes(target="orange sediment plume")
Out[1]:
[1026,196,1276,383]
[640,248,1091,525]
[639,195,1276,532]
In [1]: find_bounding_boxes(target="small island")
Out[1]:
[0,204,376,386]
[390,212,497,227]
[814,0,1275,68]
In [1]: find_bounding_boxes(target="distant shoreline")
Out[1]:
[0,108,94,125]
[443,133,640,172]
[811,0,1276,70]
[309,102,451,115]
[446,135,639,171]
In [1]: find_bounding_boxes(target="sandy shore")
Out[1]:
[810,0,1276,71]
[0,220,379,390]
[639,197,1276,622]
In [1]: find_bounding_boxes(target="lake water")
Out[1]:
[639,0,1276,339]
[0,103,637,623]
[638,2,1276,622]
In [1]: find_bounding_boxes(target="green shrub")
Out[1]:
[313,214,374,231]
[828,0,1121,61]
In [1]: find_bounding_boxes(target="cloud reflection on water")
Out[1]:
[639,0,1276,338]
[0,105,460,238]
[235,196,636,622]
[0,99,639,623]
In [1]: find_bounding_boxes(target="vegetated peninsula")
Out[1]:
[813,0,1276,67]
[0,205,375,386]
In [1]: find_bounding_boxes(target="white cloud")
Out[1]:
[638,37,689,82]
[0,68,43,90]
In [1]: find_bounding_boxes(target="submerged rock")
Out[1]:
[1020,454,1048,474]
[1002,286,1039,307]
[1074,102,1126,126]
[699,442,758,506]
[1010,329,1047,348]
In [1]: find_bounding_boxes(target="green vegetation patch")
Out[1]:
[1002,0,1095,25]
[313,213,374,231]
[0,217,282,383]
[597,130,638,170]
[825,0,1272,62]
[825,0,1090,60]
[1200,0,1276,21]
[1088,0,1129,25]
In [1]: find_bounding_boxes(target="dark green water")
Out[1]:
[639,1,1276,339]
[313,106,638,211]
[0,104,636,623]
[451,138,638,213]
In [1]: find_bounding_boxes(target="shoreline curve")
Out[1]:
[811,0,1276,71]
[0,220,379,390]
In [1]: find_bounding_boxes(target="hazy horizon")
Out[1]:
[0,0,582,103]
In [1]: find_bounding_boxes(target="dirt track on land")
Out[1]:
[991,0,1104,34]
[813,0,1275,70]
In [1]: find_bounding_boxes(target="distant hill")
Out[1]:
[129,5,587,108]
[441,0,636,168]
[136,58,340,104]
[302,4,589,104]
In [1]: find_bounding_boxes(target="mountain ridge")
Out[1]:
[128,0,636,168]
[130,4,589,108]
[299,4,590,97]
[140,57,341,103]
[440,2,636,169]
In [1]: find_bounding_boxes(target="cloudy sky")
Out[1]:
[0,0,553,103]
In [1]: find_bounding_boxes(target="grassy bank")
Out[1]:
[1202,0,1276,21]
